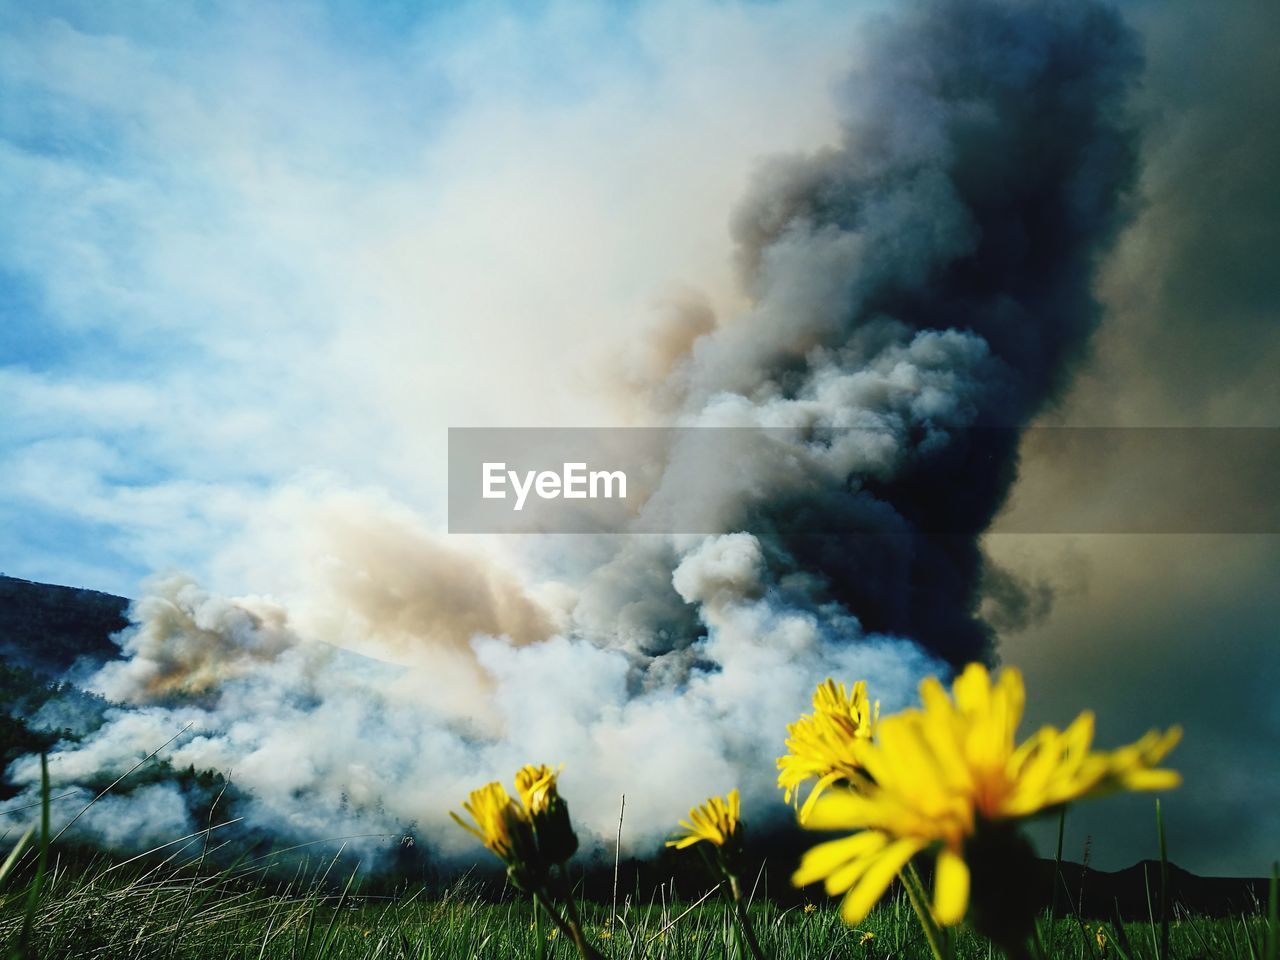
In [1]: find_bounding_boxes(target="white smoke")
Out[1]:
[3,527,935,860]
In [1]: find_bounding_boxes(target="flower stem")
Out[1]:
[550,865,606,960]
[534,893,547,960]
[900,863,949,960]
[724,868,771,960]
[533,888,579,942]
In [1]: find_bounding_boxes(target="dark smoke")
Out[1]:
[676,0,1141,665]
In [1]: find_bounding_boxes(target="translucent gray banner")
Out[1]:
[447,427,1279,534]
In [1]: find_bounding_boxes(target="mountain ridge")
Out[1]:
[0,574,128,676]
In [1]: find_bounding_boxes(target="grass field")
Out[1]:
[1,841,1276,960]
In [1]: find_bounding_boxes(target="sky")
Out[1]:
[1,0,1277,876]
[0,0,874,589]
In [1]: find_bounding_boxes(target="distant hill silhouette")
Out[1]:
[587,832,1272,920]
[0,575,127,676]
[1045,858,1272,920]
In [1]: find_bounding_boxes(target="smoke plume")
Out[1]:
[2,0,1140,865]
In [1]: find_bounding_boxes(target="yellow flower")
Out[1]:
[803,903,817,915]
[794,663,1181,928]
[515,764,560,816]
[778,679,879,821]
[453,764,579,874]
[1096,926,1108,952]
[450,781,535,865]
[666,789,742,850]
[859,931,875,945]
[516,762,579,864]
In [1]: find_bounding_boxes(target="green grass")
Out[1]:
[2,775,1275,960]
[1,846,1275,960]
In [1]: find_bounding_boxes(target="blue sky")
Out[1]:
[0,0,866,594]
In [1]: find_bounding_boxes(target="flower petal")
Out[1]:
[799,771,845,823]
[792,831,888,888]
[932,848,970,926]
[804,790,877,831]
[1118,768,1182,792]
[839,838,925,925]
[952,663,992,717]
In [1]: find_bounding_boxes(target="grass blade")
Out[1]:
[1157,798,1170,960]
[10,754,50,960]
[0,828,34,892]
[1264,862,1278,960]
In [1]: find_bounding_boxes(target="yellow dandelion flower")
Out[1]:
[513,762,579,864]
[666,789,743,850]
[803,902,817,914]
[859,931,875,945]
[515,764,560,815]
[778,679,879,821]
[794,663,1180,929]
[450,781,534,864]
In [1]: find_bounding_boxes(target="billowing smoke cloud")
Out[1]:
[571,0,1139,666]
[6,541,936,860]
[94,577,305,702]
[2,0,1141,864]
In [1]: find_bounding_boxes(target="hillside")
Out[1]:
[0,575,127,676]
